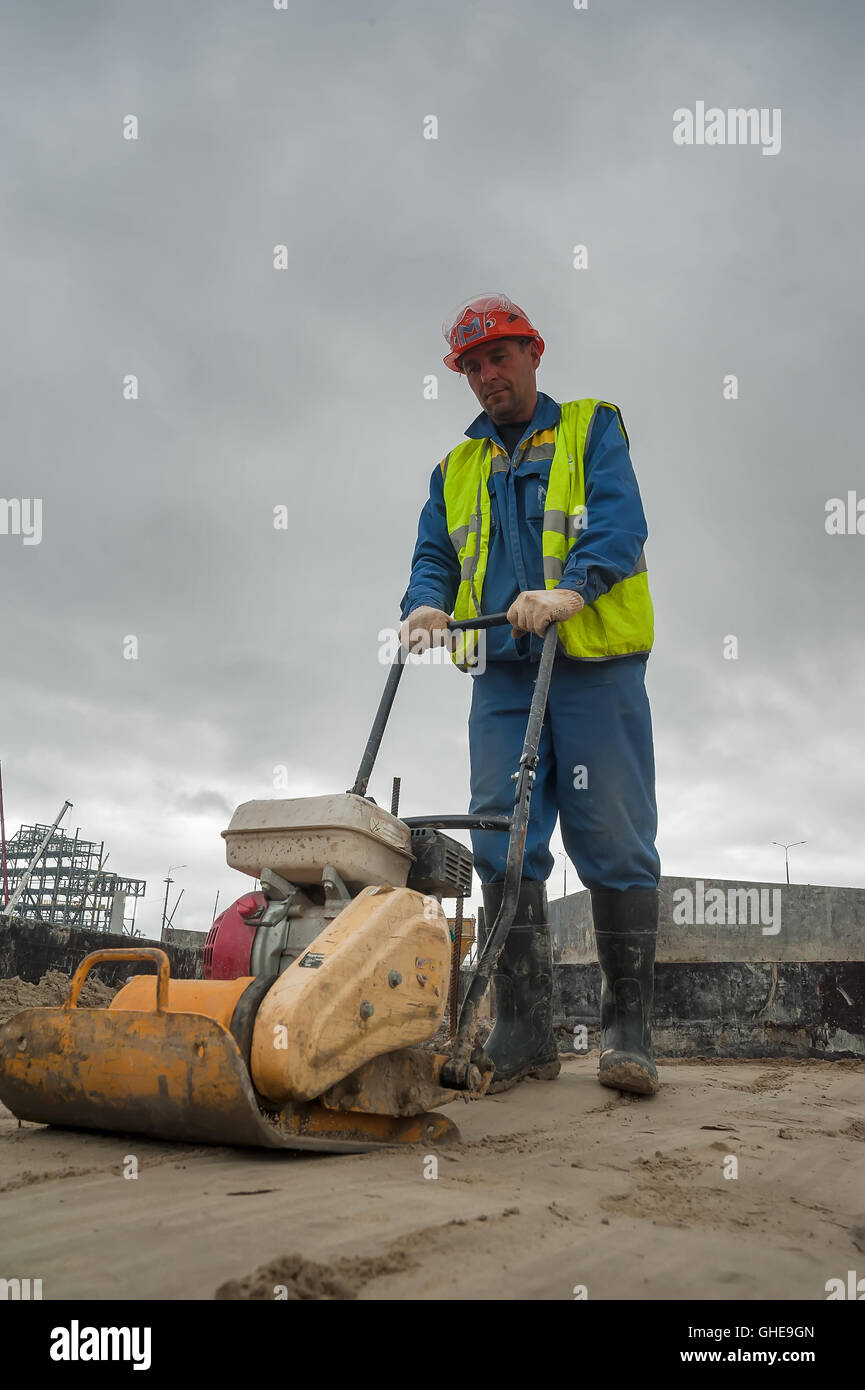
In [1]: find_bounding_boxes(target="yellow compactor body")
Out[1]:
[0,886,465,1153]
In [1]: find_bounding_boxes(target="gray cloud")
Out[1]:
[1,0,862,937]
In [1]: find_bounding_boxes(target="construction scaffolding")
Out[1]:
[2,823,146,931]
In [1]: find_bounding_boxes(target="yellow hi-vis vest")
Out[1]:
[442,399,654,670]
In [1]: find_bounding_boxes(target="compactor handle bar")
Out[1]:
[349,613,560,1091]
[350,613,513,801]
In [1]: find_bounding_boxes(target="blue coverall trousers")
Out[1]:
[468,653,661,892]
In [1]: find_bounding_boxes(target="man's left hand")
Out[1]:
[508,588,585,638]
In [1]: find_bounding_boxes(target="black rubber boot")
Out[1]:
[481,879,561,1093]
[591,887,660,1096]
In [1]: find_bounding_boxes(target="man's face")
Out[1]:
[459,338,540,424]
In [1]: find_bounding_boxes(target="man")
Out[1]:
[399,294,661,1097]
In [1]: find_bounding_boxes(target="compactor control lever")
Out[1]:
[351,611,560,1093]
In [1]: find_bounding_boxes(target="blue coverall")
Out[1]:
[400,392,661,893]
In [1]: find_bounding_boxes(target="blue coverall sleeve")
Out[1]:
[399,462,461,622]
[556,405,649,605]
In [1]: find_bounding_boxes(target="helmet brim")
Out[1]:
[443,329,545,375]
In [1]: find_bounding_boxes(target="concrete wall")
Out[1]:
[549,878,865,963]
[163,927,209,952]
[0,915,205,986]
[554,961,865,1060]
[547,877,865,1058]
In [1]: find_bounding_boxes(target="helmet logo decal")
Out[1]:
[456,314,498,348]
[457,315,483,347]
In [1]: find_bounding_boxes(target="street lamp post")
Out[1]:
[556,852,568,900]
[161,865,187,941]
[771,840,806,886]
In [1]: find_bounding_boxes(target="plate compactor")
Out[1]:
[0,618,559,1154]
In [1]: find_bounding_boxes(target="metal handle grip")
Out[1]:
[64,948,171,1013]
[446,613,511,631]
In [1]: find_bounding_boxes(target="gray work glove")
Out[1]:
[508,589,585,638]
[399,605,451,653]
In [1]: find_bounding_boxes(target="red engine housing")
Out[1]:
[203,891,266,980]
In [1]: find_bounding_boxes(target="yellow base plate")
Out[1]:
[0,1007,458,1154]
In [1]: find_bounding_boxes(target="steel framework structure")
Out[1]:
[3,823,146,931]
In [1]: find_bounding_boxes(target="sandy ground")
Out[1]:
[1,1052,863,1300]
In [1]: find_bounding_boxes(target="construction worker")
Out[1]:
[399,294,661,1097]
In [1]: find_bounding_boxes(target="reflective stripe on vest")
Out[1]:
[441,399,654,670]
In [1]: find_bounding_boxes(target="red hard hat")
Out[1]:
[442,293,545,374]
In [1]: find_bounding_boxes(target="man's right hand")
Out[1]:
[399,606,451,653]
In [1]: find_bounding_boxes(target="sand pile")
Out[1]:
[215,1248,417,1301]
[0,969,116,1025]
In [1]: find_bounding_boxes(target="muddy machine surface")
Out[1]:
[0,618,558,1153]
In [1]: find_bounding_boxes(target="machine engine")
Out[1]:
[205,793,472,982]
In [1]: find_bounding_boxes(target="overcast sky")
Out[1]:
[2,0,863,937]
